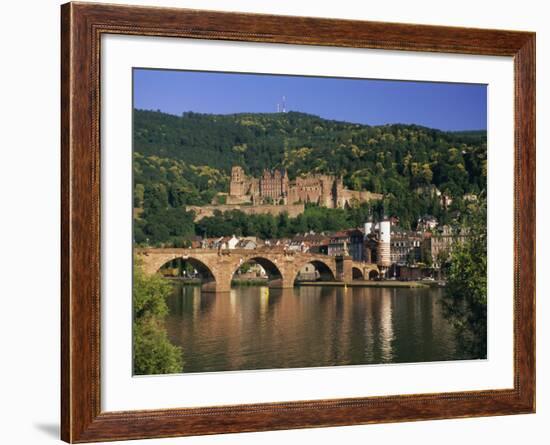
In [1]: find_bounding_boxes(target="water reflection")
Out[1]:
[164,284,473,374]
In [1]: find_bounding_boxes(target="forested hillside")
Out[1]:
[133,109,486,245]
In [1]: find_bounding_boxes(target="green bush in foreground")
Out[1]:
[133,318,182,375]
[441,199,487,359]
[133,258,183,375]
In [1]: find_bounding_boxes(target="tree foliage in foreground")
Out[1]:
[441,197,487,359]
[133,258,183,375]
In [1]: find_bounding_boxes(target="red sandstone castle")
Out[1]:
[228,166,382,209]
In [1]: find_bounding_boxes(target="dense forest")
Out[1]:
[133,109,487,246]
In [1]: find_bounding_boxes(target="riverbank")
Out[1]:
[165,277,201,285]
[297,280,444,288]
[166,276,445,289]
[231,278,269,286]
[166,277,271,286]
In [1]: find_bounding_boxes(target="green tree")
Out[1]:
[133,258,183,375]
[134,183,145,208]
[440,197,487,358]
[133,318,183,375]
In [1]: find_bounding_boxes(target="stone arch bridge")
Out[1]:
[136,248,379,293]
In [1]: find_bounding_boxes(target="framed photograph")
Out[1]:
[61,2,535,442]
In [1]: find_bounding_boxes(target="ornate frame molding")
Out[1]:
[61,2,535,442]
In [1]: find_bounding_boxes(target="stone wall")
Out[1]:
[337,189,384,207]
[225,194,252,205]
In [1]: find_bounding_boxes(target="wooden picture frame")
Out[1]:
[61,2,535,442]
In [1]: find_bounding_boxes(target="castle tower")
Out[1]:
[281,169,289,204]
[316,176,332,208]
[273,169,282,202]
[229,166,246,197]
[335,176,345,208]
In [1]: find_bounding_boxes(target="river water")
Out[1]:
[165,284,473,373]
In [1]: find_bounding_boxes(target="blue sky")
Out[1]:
[133,68,487,131]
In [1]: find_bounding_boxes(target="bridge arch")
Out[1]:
[294,259,336,283]
[156,256,218,292]
[352,267,365,280]
[137,249,377,291]
[368,269,380,280]
[231,256,285,288]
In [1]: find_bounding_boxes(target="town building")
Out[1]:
[390,264,430,281]
[235,237,260,250]
[415,184,453,209]
[289,233,330,254]
[389,229,423,265]
[327,229,365,261]
[421,225,470,268]
[416,215,438,231]
[389,215,400,226]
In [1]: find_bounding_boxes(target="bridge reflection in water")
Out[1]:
[164,284,474,374]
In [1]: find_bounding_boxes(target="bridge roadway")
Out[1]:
[136,247,379,293]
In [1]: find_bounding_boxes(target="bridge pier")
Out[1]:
[267,276,295,289]
[201,281,228,293]
[204,274,294,292]
[336,256,354,284]
[205,269,233,293]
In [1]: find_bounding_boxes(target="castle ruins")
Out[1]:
[227,166,382,209]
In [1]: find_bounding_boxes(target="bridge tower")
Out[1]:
[377,217,392,277]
